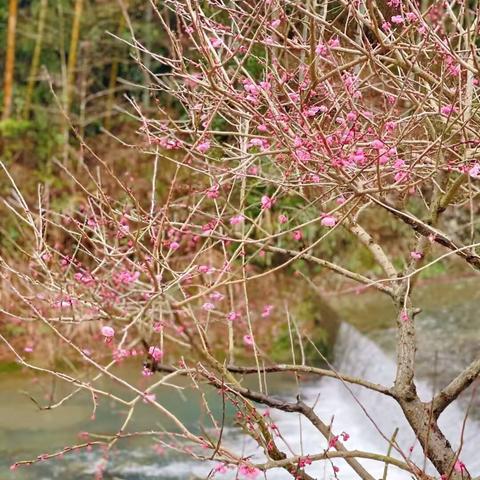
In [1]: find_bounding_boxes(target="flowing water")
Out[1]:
[1,277,479,479]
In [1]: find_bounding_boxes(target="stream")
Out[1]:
[1,277,479,479]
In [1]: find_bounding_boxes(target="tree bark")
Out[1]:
[399,398,464,479]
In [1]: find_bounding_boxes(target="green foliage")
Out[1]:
[0,118,31,137]
[0,116,62,167]
[243,47,267,80]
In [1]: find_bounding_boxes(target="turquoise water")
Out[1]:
[2,277,480,479]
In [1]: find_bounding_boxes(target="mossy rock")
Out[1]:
[270,293,340,366]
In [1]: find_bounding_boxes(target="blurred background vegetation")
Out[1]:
[0,0,182,174]
[0,0,468,285]
[0,0,177,251]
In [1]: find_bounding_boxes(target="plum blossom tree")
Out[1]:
[1,0,480,479]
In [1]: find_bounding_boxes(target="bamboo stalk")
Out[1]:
[23,0,49,119]
[65,0,84,114]
[2,0,19,120]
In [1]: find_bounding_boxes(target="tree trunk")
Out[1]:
[23,0,49,119]
[2,0,18,120]
[400,398,464,479]
[65,0,84,114]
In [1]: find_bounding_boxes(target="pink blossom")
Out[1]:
[328,435,339,449]
[308,173,320,184]
[329,37,340,48]
[293,230,303,241]
[198,265,214,274]
[54,297,76,309]
[87,217,98,228]
[315,42,327,56]
[214,463,229,474]
[149,346,163,361]
[261,195,273,210]
[230,214,244,225]
[295,148,311,162]
[278,214,288,224]
[238,465,260,478]
[207,185,220,199]
[305,106,321,117]
[227,311,240,321]
[406,12,417,22]
[74,271,95,286]
[197,140,211,153]
[41,252,52,262]
[382,21,392,31]
[153,443,165,455]
[113,348,130,362]
[257,124,268,132]
[243,334,255,346]
[454,460,466,473]
[202,302,215,312]
[294,136,303,148]
[114,270,140,285]
[101,326,115,340]
[243,79,259,95]
[351,149,366,166]
[259,81,271,91]
[249,138,269,150]
[394,171,409,183]
[440,105,455,116]
[169,241,180,250]
[321,215,337,227]
[371,139,384,149]
[210,37,222,48]
[117,217,130,238]
[289,92,300,103]
[410,251,423,260]
[385,120,396,131]
[391,15,404,24]
[143,393,156,403]
[468,163,480,178]
[261,304,273,318]
[298,456,313,468]
[346,111,357,122]
[157,136,181,150]
[270,19,281,29]
[209,292,224,301]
